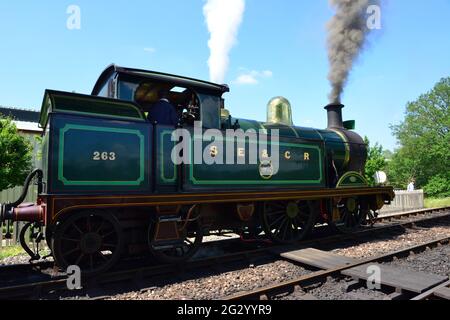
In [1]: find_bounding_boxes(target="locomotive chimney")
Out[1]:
[325,103,344,129]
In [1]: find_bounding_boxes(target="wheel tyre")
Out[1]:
[329,198,366,234]
[52,211,124,276]
[260,200,318,244]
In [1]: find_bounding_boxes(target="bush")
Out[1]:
[364,137,387,186]
[0,117,33,191]
[424,175,450,198]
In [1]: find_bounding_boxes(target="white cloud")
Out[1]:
[144,47,156,53]
[261,70,273,77]
[235,74,258,85]
[234,70,273,85]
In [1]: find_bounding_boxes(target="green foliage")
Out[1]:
[388,77,450,195]
[364,136,387,186]
[0,117,33,191]
[424,174,450,198]
[0,246,24,260]
[386,148,418,189]
[424,197,450,208]
[382,149,393,160]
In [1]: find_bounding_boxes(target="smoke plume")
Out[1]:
[203,0,245,84]
[327,0,379,103]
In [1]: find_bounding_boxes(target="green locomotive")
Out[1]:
[1,65,394,274]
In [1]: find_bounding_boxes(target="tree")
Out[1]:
[0,117,33,191]
[364,137,387,186]
[382,149,393,161]
[388,77,450,196]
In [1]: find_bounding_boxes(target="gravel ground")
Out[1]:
[332,225,450,259]
[109,260,311,300]
[0,254,32,265]
[107,221,449,300]
[384,245,449,277]
[0,252,52,266]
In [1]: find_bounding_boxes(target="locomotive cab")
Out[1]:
[92,64,228,130]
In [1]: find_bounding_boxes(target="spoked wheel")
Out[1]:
[329,197,367,233]
[52,211,123,275]
[261,200,317,244]
[148,214,203,264]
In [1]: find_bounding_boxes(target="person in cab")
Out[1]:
[148,89,178,126]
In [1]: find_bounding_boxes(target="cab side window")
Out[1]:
[97,78,116,98]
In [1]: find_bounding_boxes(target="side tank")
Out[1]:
[226,99,367,188]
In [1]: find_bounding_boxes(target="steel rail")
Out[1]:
[224,236,450,300]
[411,280,450,300]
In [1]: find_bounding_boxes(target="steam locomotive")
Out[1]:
[0,65,394,274]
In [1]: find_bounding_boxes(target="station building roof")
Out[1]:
[0,106,42,134]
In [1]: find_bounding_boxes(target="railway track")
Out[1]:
[225,236,450,300]
[0,206,448,300]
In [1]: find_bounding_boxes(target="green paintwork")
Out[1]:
[229,118,349,173]
[40,111,352,194]
[41,132,50,192]
[37,86,353,195]
[58,124,145,186]
[337,171,369,189]
[158,128,177,185]
[317,129,348,172]
[48,114,150,193]
[343,120,356,130]
[185,134,324,187]
[39,90,146,127]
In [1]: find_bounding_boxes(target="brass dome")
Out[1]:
[266,97,293,126]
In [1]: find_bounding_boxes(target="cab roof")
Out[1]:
[92,64,230,97]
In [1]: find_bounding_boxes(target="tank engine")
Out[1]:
[0,65,394,274]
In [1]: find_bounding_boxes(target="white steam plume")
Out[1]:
[203,0,245,84]
[327,0,380,103]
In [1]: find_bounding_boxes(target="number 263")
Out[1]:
[93,152,116,161]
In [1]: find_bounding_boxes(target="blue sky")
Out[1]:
[0,0,449,151]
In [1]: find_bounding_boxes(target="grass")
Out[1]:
[0,246,24,260]
[424,197,450,209]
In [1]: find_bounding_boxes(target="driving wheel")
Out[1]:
[329,197,367,233]
[261,200,317,244]
[52,211,123,275]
